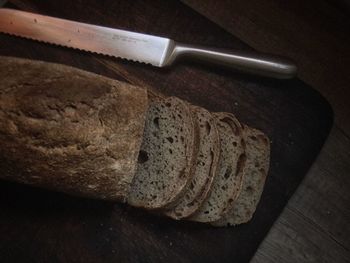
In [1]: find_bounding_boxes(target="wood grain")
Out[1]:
[181,0,350,133]
[252,126,350,263]
[0,0,336,262]
[288,127,350,249]
[179,0,350,261]
[253,206,350,263]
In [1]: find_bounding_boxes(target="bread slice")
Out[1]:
[165,106,220,219]
[212,125,270,226]
[0,56,148,201]
[189,112,246,223]
[127,96,197,209]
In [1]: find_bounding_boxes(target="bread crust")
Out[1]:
[165,106,220,219]
[188,112,245,222]
[0,56,148,201]
[212,125,270,226]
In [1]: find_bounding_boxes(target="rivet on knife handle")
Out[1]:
[0,8,297,79]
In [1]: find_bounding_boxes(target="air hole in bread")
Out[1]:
[169,149,173,154]
[259,168,266,173]
[153,117,160,129]
[224,167,232,179]
[138,150,149,163]
[246,186,253,192]
[235,154,246,177]
[166,137,174,143]
[241,139,246,148]
[249,135,257,141]
[205,121,211,135]
[189,182,195,190]
[232,141,237,147]
[178,168,186,178]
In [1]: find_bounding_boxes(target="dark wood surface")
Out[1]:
[181,0,350,133]
[178,1,350,262]
[0,1,333,262]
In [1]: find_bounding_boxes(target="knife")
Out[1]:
[0,8,297,79]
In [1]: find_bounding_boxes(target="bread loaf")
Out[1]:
[0,56,271,227]
[0,56,148,201]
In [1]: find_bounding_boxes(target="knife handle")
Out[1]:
[166,43,297,79]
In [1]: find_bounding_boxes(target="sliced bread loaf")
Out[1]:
[212,125,270,226]
[189,112,246,223]
[165,106,220,219]
[127,97,197,209]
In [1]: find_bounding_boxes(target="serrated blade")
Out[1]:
[0,8,173,66]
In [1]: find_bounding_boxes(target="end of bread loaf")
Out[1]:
[212,125,270,227]
[127,97,197,209]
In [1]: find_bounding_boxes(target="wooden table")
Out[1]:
[180,0,350,262]
[2,0,350,262]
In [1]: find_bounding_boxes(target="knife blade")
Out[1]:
[0,8,297,79]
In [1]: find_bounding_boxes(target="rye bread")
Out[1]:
[127,96,198,209]
[189,112,246,223]
[212,125,270,226]
[0,56,148,201]
[165,106,220,219]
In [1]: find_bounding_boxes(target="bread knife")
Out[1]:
[0,8,297,79]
